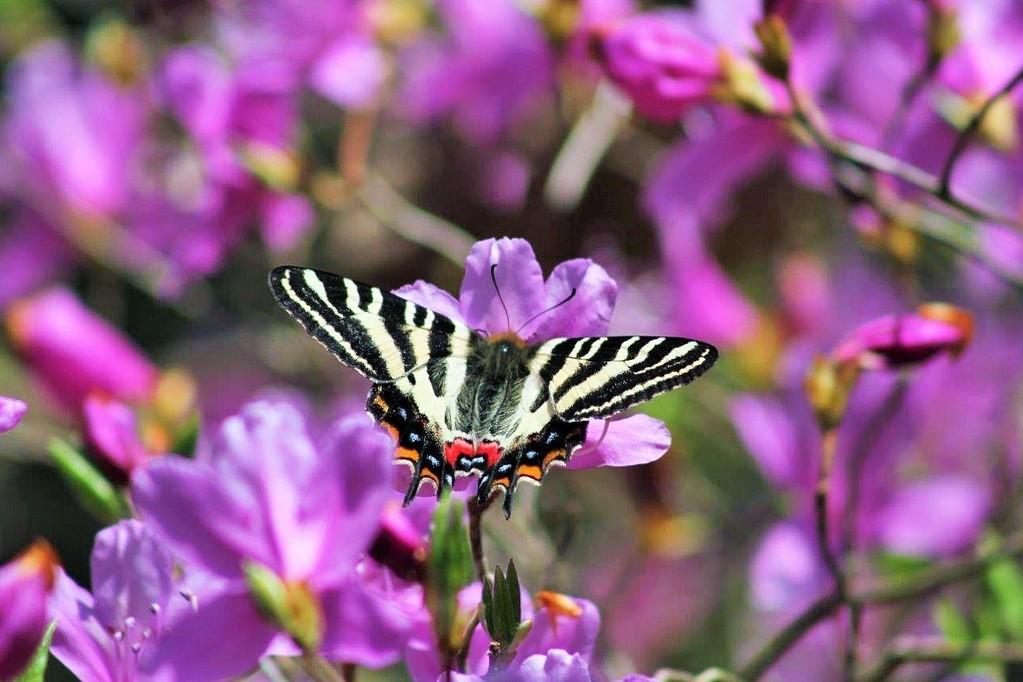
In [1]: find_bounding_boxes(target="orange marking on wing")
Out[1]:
[491,476,511,489]
[372,396,388,411]
[542,449,567,468]
[396,446,420,463]
[419,468,440,484]
[517,465,542,480]
[381,423,400,440]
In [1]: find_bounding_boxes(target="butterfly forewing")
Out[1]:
[530,336,718,421]
[269,266,474,382]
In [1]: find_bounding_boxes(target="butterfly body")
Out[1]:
[269,265,717,517]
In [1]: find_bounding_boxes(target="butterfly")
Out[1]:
[269,265,718,517]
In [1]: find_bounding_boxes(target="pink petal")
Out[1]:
[82,395,148,476]
[568,415,670,470]
[49,571,116,682]
[309,36,387,109]
[259,193,314,252]
[459,238,545,334]
[0,396,27,433]
[393,281,466,323]
[90,520,175,631]
[140,587,278,682]
[320,577,415,667]
[526,259,618,341]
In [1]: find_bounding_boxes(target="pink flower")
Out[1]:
[82,395,154,481]
[5,288,158,413]
[48,521,184,682]
[597,12,721,123]
[0,395,27,433]
[132,401,413,679]
[0,540,59,679]
[831,305,973,370]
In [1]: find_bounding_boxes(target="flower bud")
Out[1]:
[0,540,60,679]
[369,505,428,583]
[926,2,960,62]
[6,288,157,413]
[243,562,324,654]
[85,18,148,86]
[0,396,27,433]
[831,304,974,370]
[804,355,859,431]
[714,49,777,115]
[83,394,151,482]
[753,15,792,81]
[482,560,523,650]
[595,13,721,123]
[425,494,474,657]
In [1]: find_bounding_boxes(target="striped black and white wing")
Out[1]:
[268,266,474,381]
[529,336,718,421]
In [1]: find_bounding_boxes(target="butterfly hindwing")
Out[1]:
[269,266,474,382]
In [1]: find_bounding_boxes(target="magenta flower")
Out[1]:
[396,0,554,145]
[0,395,27,433]
[596,12,721,123]
[132,401,413,679]
[6,288,158,413]
[406,582,600,681]
[395,238,671,477]
[82,395,154,481]
[0,540,59,679]
[2,40,146,221]
[830,306,973,370]
[0,210,74,309]
[48,521,183,682]
[871,475,992,557]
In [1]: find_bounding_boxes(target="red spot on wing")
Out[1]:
[477,441,502,468]
[444,438,475,467]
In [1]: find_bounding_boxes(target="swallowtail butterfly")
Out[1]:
[269,266,717,517]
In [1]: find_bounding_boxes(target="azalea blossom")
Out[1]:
[0,540,59,679]
[0,395,27,433]
[131,401,414,679]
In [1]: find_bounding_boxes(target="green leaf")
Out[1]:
[48,437,130,522]
[171,412,201,458]
[986,557,1023,640]
[933,597,971,644]
[13,620,56,682]
[426,493,474,655]
[481,560,523,648]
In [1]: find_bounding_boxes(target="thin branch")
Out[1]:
[455,607,482,672]
[359,173,475,268]
[467,497,490,583]
[544,80,631,212]
[852,532,1023,605]
[786,82,1023,228]
[856,638,1023,682]
[815,428,844,590]
[741,532,1023,681]
[938,63,1023,197]
[739,591,844,682]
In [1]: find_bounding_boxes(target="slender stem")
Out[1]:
[468,497,490,583]
[359,173,475,268]
[786,81,1022,228]
[738,591,844,681]
[300,655,344,682]
[844,603,862,682]
[544,80,631,211]
[455,608,482,672]
[938,63,1023,197]
[740,532,1023,681]
[815,429,844,590]
[856,638,1023,682]
[852,532,1023,605]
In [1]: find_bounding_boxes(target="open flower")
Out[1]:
[6,288,157,413]
[406,581,600,682]
[596,12,721,123]
[395,238,672,477]
[131,401,413,679]
[0,395,27,433]
[48,520,185,682]
[0,540,59,679]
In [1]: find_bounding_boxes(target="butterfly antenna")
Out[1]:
[491,263,513,331]
[515,287,577,336]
